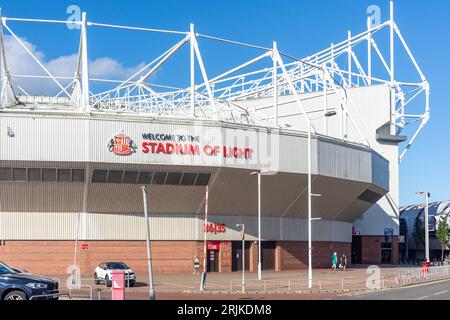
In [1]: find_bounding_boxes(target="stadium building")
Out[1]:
[0,3,429,276]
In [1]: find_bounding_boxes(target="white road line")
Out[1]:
[432,290,448,296]
[417,296,430,300]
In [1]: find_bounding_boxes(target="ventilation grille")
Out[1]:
[357,189,383,204]
[91,169,211,186]
[0,167,85,182]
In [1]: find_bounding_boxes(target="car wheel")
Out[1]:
[4,290,27,300]
[105,275,112,287]
[94,273,100,285]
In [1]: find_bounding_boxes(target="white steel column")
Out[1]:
[323,68,328,135]
[81,12,90,112]
[190,23,195,116]
[367,17,372,85]
[389,1,396,135]
[273,49,313,289]
[257,173,262,280]
[347,31,352,88]
[307,121,312,289]
[273,41,278,127]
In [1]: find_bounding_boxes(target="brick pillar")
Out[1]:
[219,241,232,273]
[392,236,399,265]
[249,241,258,272]
[275,242,282,271]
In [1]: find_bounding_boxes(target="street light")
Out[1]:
[417,191,431,262]
[306,110,337,289]
[200,186,209,291]
[236,224,245,292]
[141,185,156,300]
[250,170,276,281]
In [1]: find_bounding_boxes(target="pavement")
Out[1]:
[337,278,450,300]
[55,265,414,300]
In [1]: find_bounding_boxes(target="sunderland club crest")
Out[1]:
[107,131,137,156]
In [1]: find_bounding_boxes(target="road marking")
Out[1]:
[432,290,448,296]
[417,296,430,300]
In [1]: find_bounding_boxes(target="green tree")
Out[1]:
[436,216,450,261]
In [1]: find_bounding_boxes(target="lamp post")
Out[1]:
[200,186,209,291]
[250,171,263,280]
[236,224,245,292]
[417,191,431,262]
[306,110,337,289]
[250,170,276,280]
[141,185,156,300]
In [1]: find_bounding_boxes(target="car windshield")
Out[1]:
[106,262,128,270]
[0,262,16,275]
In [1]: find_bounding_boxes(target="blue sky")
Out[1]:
[1,0,449,206]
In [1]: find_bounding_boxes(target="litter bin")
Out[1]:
[111,270,125,300]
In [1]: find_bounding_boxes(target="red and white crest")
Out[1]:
[107,132,137,156]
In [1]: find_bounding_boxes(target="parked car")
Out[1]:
[94,262,136,287]
[0,261,59,300]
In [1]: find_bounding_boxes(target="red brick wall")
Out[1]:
[392,236,399,265]
[0,240,200,276]
[219,241,232,273]
[277,241,351,270]
[249,241,258,272]
[361,236,382,264]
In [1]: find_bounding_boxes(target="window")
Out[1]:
[152,172,167,185]
[0,168,12,181]
[91,170,108,183]
[165,172,183,185]
[122,171,139,184]
[137,171,153,184]
[106,170,123,184]
[0,263,14,275]
[12,168,27,181]
[195,173,211,186]
[180,173,197,186]
[28,168,42,182]
[57,169,71,182]
[72,169,85,182]
[90,169,211,186]
[42,168,57,182]
[106,262,128,270]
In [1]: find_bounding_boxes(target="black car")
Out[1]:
[0,261,59,300]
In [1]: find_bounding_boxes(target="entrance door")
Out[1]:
[232,241,250,272]
[262,242,276,270]
[207,249,219,272]
[381,242,392,264]
[351,236,362,264]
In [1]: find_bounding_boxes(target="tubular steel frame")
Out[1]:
[0,2,429,162]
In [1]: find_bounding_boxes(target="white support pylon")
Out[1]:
[81,12,90,112]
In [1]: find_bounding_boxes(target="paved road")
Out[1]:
[338,279,450,300]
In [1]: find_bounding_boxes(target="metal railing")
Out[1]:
[395,265,450,285]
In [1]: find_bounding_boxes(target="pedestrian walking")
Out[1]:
[331,252,337,270]
[341,253,347,271]
[193,255,200,274]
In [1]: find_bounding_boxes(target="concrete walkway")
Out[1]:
[58,265,410,299]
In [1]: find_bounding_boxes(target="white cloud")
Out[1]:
[3,35,146,96]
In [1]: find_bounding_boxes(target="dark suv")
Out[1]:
[0,261,59,300]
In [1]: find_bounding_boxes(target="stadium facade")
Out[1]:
[0,3,429,276]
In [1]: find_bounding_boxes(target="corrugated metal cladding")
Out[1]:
[0,212,351,242]
[0,182,84,212]
[0,113,388,186]
[317,139,372,183]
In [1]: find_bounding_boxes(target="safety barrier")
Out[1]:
[395,265,450,285]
